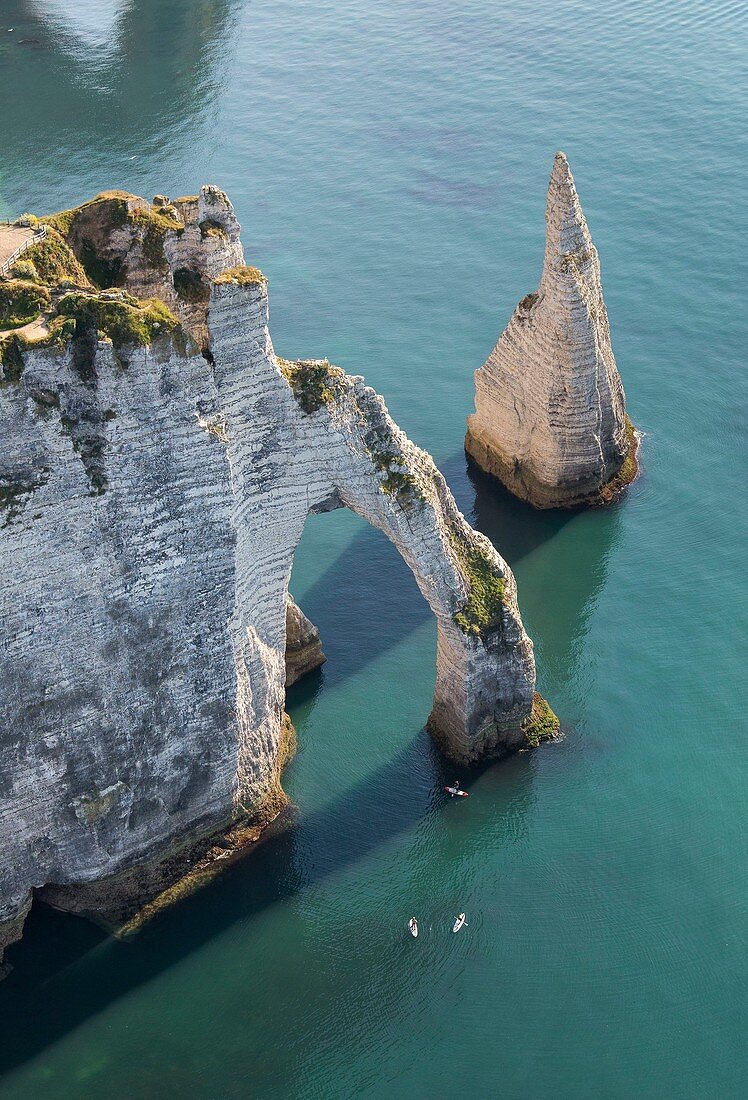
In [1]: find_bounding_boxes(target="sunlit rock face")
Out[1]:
[0,188,553,969]
[285,598,325,687]
[466,152,637,510]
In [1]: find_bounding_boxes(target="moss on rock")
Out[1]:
[56,291,179,348]
[213,265,266,287]
[598,416,639,505]
[369,447,425,508]
[129,207,184,268]
[278,357,343,414]
[0,280,51,328]
[449,532,506,635]
[521,693,560,747]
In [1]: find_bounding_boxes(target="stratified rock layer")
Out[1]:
[466,152,637,509]
[285,597,326,686]
[0,189,556,969]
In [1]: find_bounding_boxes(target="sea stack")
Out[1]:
[466,152,637,509]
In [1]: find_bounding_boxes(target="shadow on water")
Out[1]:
[460,453,574,565]
[457,452,625,688]
[292,520,431,687]
[0,725,541,1077]
[0,451,615,1074]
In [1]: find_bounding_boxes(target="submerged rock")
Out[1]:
[466,152,638,509]
[0,187,557,970]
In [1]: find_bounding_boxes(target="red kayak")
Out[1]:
[444,785,469,798]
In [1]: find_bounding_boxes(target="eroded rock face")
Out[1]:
[466,152,637,509]
[0,190,555,969]
[59,185,244,348]
[285,598,326,687]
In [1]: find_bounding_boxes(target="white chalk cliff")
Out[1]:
[0,186,556,971]
[466,152,637,509]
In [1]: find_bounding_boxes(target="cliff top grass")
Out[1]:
[449,531,506,635]
[278,357,343,414]
[213,265,266,286]
[0,280,51,329]
[46,191,184,276]
[1,291,179,383]
[18,227,90,287]
[46,190,135,238]
[56,291,178,347]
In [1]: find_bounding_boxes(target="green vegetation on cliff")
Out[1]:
[47,191,183,280]
[0,280,51,329]
[56,292,178,347]
[369,447,424,508]
[522,693,560,747]
[599,416,638,504]
[1,189,186,383]
[46,189,133,237]
[20,228,89,287]
[449,532,506,635]
[213,265,266,287]
[1,290,179,386]
[278,357,342,414]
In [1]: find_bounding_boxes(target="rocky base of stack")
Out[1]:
[465,418,639,511]
[428,692,559,765]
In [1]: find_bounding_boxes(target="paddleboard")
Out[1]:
[408,917,418,938]
[452,913,467,933]
[443,786,469,798]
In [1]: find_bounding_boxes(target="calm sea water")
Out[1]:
[1,1,746,1096]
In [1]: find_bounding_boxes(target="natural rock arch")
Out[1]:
[209,272,546,775]
[0,187,556,971]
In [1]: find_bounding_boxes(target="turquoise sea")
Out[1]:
[1,1,746,1096]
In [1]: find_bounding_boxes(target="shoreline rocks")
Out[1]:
[466,152,638,510]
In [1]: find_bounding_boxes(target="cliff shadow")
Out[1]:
[459,452,574,565]
[0,726,547,1077]
[454,452,626,691]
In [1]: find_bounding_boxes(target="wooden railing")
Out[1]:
[0,224,48,276]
